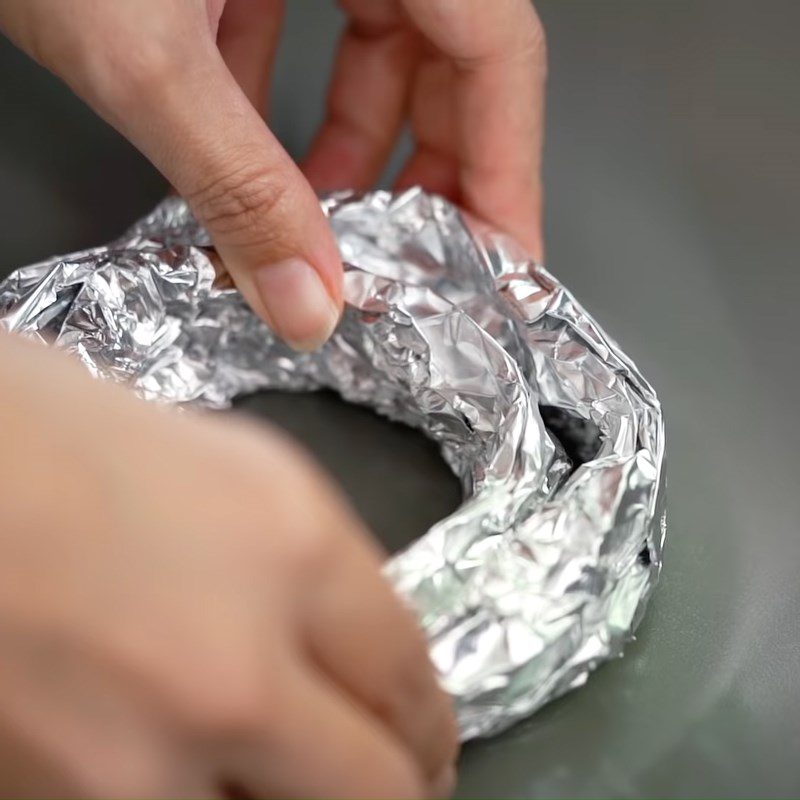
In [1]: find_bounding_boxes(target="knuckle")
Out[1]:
[200,420,341,577]
[254,463,343,574]
[185,692,262,742]
[230,443,331,553]
[498,6,546,72]
[72,754,169,799]
[117,42,177,90]
[379,635,439,724]
[95,40,186,109]
[188,161,292,245]
[173,666,275,743]
[280,507,337,577]
[525,7,547,64]
[371,754,426,800]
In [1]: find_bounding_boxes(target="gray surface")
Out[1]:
[1,1,799,797]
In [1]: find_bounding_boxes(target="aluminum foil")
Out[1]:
[0,189,666,740]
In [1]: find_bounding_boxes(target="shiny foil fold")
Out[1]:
[0,189,666,740]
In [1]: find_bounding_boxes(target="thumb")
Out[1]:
[101,44,343,351]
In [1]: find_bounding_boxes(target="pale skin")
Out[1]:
[0,0,546,797]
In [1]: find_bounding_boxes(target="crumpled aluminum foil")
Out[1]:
[0,188,666,740]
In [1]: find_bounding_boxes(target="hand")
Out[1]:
[0,0,545,349]
[0,334,458,799]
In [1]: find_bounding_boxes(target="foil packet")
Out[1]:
[0,189,666,740]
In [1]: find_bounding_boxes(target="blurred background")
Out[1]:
[1,1,799,797]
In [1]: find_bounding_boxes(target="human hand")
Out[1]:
[0,0,545,348]
[304,0,547,262]
[0,333,458,799]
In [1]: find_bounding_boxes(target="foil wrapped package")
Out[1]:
[0,189,666,740]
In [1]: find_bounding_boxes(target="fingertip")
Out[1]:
[253,257,342,351]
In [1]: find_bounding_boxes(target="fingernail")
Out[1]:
[430,764,457,799]
[253,258,339,351]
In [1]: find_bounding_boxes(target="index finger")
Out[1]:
[401,0,547,260]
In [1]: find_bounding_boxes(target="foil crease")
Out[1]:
[0,189,666,740]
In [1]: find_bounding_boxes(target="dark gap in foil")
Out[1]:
[39,284,83,340]
[638,545,653,566]
[539,405,602,471]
